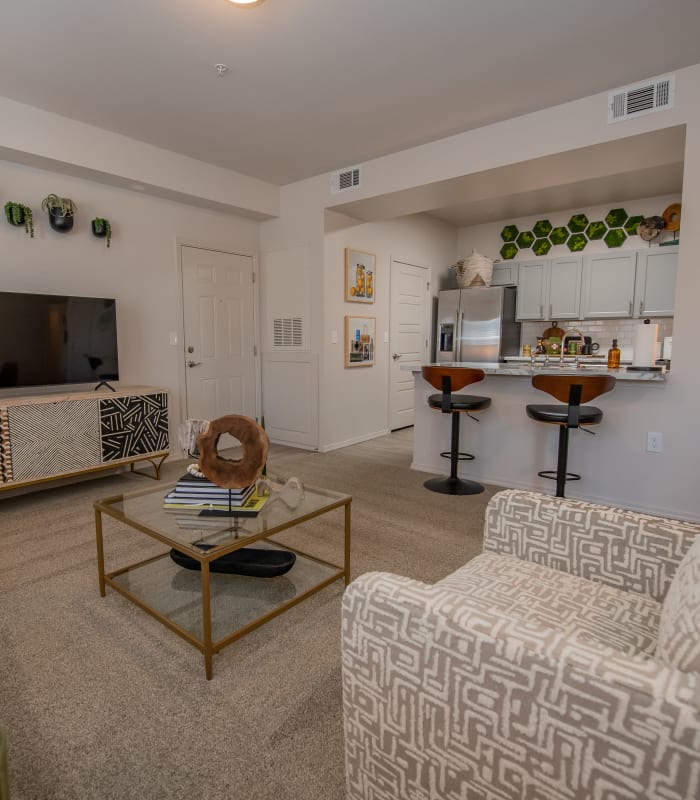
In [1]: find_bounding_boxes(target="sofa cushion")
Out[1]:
[657,535,700,672]
[437,551,660,657]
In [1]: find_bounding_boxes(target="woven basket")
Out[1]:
[452,250,493,288]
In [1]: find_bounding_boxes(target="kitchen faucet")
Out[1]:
[560,328,585,367]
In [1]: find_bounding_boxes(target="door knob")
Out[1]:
[187,360,202,368]
[392,353,401,361]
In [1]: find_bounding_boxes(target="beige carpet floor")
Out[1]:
[0,430,502,800]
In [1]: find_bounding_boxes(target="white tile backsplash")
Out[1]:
[521,318,673,356]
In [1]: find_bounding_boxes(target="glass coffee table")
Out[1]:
[94,479,351,679]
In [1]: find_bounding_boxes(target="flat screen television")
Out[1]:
[0,291,119,389]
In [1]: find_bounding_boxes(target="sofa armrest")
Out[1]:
[342,571,700,800]
[483,490,700,602]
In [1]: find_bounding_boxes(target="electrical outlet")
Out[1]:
[647,432,663,453]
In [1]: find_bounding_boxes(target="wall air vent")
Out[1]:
[608,75,674,123]
[273,317,303,348]
[330,165,361,194]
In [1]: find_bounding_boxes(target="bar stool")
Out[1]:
[526,374,616,497]
[422,366,491,495]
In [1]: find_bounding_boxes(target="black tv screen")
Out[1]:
[0,292,119,389]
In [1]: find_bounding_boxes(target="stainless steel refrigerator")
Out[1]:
[435,285,520,363]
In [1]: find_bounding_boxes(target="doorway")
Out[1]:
[180,246,258,438]
[389,258,429,431]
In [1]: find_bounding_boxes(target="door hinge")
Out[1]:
[253,345,258,357]
[252,272,256,283]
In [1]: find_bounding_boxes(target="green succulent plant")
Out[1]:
[4,201,34,237]
[41,193,77,216]
[92,217,112,248]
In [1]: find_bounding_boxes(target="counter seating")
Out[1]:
[421,366,490,495]
[527,373,615,497]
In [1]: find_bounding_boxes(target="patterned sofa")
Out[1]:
[342,489,700,800]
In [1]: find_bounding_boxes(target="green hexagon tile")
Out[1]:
[605,208,628,228]
[532,238,552,256]
[567,214,589,233]
[500,242,518,260]
[500,225,519,242]
[516,230,535,249]
[532,219,552,238]
[586,220,607,240]
[567,233,587,252]
[604,228,627,248]
[549,226,569,246]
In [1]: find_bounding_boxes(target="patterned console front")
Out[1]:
[0,388,169,489]
[99,393,169,461]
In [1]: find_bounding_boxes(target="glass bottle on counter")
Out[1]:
[607,338,621,370]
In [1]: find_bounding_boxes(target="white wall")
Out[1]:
[321,214,457,450]
[261,62,700,518]
[0,159,259,444]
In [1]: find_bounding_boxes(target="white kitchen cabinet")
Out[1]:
[491,261,519,286]
[581,252,637,318]
[515,260,547,320]
[633,247,678,317]
[547,255,582,320]
[516,257,581,320]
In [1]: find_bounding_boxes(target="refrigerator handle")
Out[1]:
[455,311,462,360]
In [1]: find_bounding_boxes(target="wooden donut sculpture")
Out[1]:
[197,415,269,489]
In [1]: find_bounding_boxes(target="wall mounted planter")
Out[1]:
[4,202,34,237]
[41,194,76,234]
[91,217,112,247]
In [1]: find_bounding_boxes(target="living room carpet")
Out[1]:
[0,430,501,800]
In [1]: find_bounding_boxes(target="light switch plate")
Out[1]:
[169,331,178,346]
[331,330,338,344]
[383,331,389,343]
[647,432,663,453]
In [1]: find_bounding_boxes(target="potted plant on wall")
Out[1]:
[41,193,76,232]
[91,217,112,247]
[4,202,34,237]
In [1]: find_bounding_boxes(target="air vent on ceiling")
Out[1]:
[608,75,674,123]
[273,317,303,348]
[330,165,361,194]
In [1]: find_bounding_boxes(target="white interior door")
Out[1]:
[389,259,429,431]
[181,246,257,441]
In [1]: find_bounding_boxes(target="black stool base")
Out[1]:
[423,476,484,495]
[537,469,581,482]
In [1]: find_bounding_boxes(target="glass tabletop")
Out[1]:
[95,477,351,553]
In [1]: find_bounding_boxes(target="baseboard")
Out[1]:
[268,437,318,452]
[410,461,700,522]
[320,429,391,453]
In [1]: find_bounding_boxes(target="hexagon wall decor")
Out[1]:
[533,219,552,238]
[549,226,569,246]
[500,225,519,243]
[567,214,589,233]
[500,242,518,260]
[532,238,552,256]
[624,215,644,236]
[567,233,587,252]
[605,208,628,228]
[586,220,607,240]
[516,230,535,249]
[604,228,627,248]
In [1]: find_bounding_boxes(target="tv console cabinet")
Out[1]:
[0,386,169,492]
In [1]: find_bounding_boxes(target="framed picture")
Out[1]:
[345,315,376,368]
[345,248,375,303]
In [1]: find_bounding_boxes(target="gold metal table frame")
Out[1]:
[94,481,351,679]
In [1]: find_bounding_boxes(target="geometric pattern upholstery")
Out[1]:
[99,393,169,461]
[439,552,660,657]
[483,490,700,603]
[342,490,700,800]
[657,535,700,673]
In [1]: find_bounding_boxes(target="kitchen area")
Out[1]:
[408,209,680,516]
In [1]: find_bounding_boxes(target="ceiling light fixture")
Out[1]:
[227,0,266,6]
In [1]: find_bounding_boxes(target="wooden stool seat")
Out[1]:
[526,374,615,497]
[422,366,490,495]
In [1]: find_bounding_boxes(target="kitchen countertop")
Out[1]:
[402,360,666,382]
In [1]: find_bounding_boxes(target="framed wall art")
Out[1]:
[344,248,375,303]
[345,315,375,367]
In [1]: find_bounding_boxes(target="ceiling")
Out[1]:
[1,0,699,187]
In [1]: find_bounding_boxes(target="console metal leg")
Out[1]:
[556,425,570,497]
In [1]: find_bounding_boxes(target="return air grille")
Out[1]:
[330,166,361,194]
[273,317,303,348]
[608,75,674,123]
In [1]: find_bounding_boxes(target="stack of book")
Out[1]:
[163,473,267,516]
